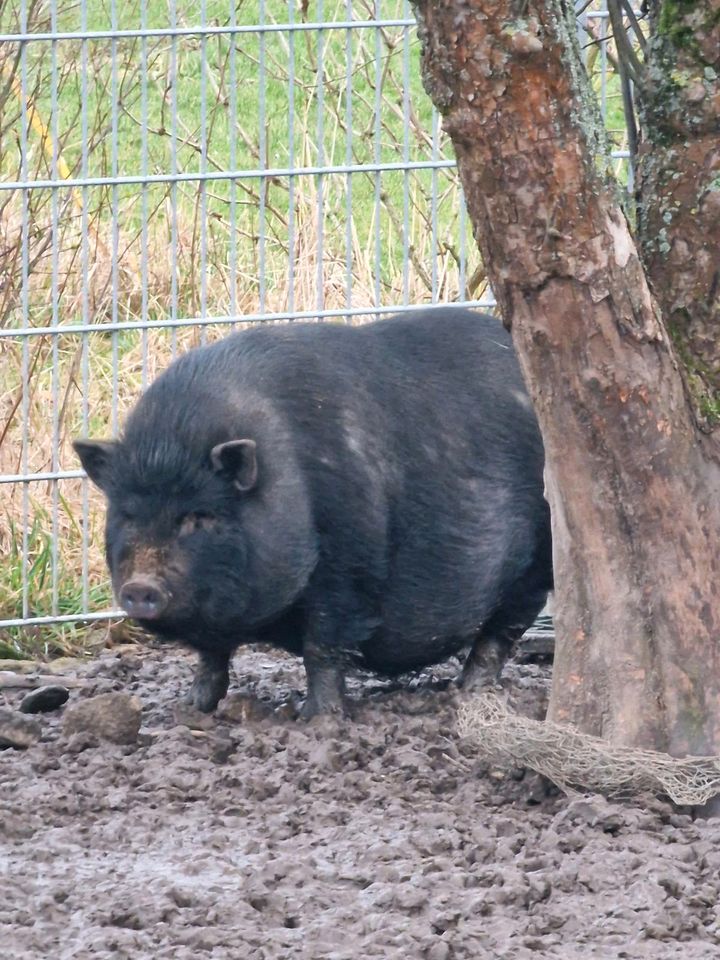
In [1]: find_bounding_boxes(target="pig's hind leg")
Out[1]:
[299,639,347,719]
[460,586,548,692]
[184,648,231,712]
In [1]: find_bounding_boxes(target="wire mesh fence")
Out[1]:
[0,1,632,654]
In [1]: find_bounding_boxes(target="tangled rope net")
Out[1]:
[457,693,720,806]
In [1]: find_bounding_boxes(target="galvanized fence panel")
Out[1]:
[0,1,632,648]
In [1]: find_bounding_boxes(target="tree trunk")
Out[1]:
[412,0,720,754]
[635,1,720,427]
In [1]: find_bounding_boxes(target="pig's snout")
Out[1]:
[119,577,169,620]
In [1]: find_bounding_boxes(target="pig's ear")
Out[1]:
[210,439,258,493]
[73,439,117,492]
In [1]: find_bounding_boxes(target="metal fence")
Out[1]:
[0,1,628,649]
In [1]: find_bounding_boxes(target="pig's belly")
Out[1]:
[358,628,469,676]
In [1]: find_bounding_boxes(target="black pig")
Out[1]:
[74,308,552,717]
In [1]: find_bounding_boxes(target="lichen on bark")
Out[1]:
[636,0,720,429]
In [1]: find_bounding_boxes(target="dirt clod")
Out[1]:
[172,702,216,731]
[217,692,275,723]
[0,708,41,749]
[62,691,142,744]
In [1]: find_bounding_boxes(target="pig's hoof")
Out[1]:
[183,675,228,714]
[458,656,505,694]
[298,696,347,721]
[183,691,220,713]
[457,671,502,696]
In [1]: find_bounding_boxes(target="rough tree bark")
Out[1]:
[635,1,720,425]
[412,0,720,754]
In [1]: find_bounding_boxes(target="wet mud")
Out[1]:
[2,643,720,959]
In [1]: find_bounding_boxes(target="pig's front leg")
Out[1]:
[299,591,373,718]
[298,585,380,719]
[184,649,231,712]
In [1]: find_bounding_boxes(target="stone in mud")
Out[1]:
[0,708,41,749]
[19,684,70,714]
[62,692,142,744]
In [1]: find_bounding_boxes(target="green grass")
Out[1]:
[0,505,113,659]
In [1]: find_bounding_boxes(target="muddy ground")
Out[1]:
[2,641,720,959]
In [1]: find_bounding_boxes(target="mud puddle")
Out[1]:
[2,643,720,959]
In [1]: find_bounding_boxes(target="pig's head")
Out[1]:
[73,416,318,648]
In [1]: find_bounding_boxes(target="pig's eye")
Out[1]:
[177,512,216,536]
